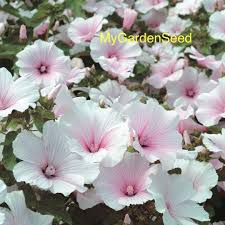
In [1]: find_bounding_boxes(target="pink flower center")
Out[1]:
[150,21,160,28]
[186,88,196,98]
[138,134,151,148]
[107,49,120,59]
[38,64,49,75]
[152,0,161,5]
[126,185,135,196]
[88,143,100,153]
[44,165,56,178]
[40,65,47,73]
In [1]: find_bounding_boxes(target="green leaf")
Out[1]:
[0,165,16,185]
[0,44,26,60]
[37,192,72,225]
[65,0,85,17]
[30,2,53,24]
[2,145,17,171]
[32,113,44,132]
[0,4,34,26]
[4,131,18,146]
[20,184,37,209]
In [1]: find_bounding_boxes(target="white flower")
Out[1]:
[60,100,130,167]
[13,121,99,196]
[0,67,39,118]
[0,191,54,225]
[174,159,218,203]
[208,10,225,42]
[149,166,209,225]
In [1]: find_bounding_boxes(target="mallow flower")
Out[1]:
[141,9,167,32]
[159,16,192,35]
[53,85,86,117]
[175,0,203,15]
[89,80,143,108]
[76,188,102,210]
[166,67,216,110]
[90,28,142,81]
[203,0,224,13]
[135,0,168,14]
[173,159,218,203]
[16,40,71,94]
[196,78,225,126]
[0,67,39,118]
[60,100,130,167]
[13,121,99,196]
[123,99,182,163]
[208,10,225,42]
[68,15,107,45]
[0,191,54,225]
[146,55,185,89]
[93,152,153,211]
[149,166,209,225]
[203,128,225,160]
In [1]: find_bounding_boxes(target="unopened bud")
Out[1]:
[19,24,27,40]
[123,214,131,225]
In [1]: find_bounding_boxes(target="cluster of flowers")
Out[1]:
[1,0,225,224]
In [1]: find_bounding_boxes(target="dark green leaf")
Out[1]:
[65,0,85,17]
[37,192,72,225]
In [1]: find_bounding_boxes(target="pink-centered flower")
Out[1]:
[0,191,54,225]
[123,99,182,162]
[166,67,216,109]
[141,9,167,32]
[208,10,225,42]
[135,0,168,14]
[149,166,209,225]
[90,28,142,81]
[60,100,130,167]
[196,78,225,126]
[68,15,107,45]
[0,67,39,118]
[13,121,99,196]
[93,152,153,211]
[16,40,71,91]
[146,55,185,88]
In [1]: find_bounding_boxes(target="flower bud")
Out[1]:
[123,214,131,225]
[123,9,137,30]
[19,24,27,40]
